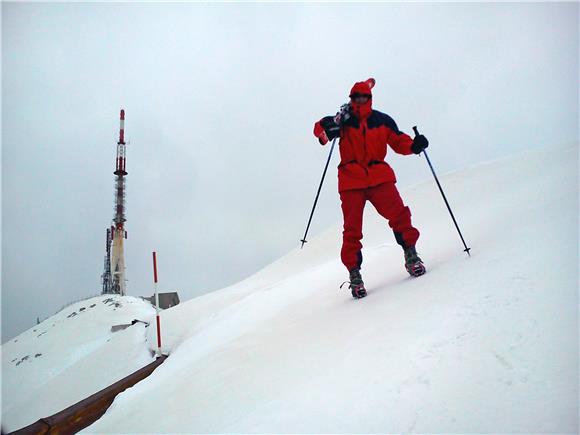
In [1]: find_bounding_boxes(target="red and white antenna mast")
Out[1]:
[110,109,128,295]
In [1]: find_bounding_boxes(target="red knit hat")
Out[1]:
[349,78,376,97]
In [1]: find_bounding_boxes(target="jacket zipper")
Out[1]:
[362,123,368,174]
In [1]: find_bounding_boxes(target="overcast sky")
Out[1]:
[2,2,578,342]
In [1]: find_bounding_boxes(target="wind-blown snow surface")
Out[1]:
[82,145,578,434]
[5,145,578,434]
[1,295,156,431]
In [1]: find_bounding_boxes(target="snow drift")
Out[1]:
[89,144,578,433]
[3,144,578,433]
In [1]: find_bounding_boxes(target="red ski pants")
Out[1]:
[339,182,420,272]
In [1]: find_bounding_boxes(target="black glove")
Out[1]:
[320,116,341,139]
[411,134,429,154]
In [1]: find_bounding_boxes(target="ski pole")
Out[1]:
[300,137,338,248]
[413,126,471,256]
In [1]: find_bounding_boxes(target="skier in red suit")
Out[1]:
[313,78,429,299]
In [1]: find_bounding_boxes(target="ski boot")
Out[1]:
[404,246,426,277]
[347,268,367,299]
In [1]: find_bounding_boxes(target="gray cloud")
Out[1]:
[2,2,578,342]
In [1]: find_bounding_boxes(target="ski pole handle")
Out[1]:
[412,126,420,137]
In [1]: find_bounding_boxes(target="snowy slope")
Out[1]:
[1,295,156,431]
[3,145,578,433]
[81,144,578,434]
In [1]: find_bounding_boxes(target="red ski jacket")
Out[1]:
[315,110,414,192]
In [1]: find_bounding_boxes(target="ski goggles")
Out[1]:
[350,93,372,104]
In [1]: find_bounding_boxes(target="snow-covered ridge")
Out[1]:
[90,143,577,433]
[3,144,578,433]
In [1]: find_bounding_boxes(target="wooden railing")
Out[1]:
[7,355,168,435]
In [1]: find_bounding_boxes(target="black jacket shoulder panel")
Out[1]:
[367,110,402,134]
[342,115,359,129]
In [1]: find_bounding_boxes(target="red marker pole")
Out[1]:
[152,251,162,356]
